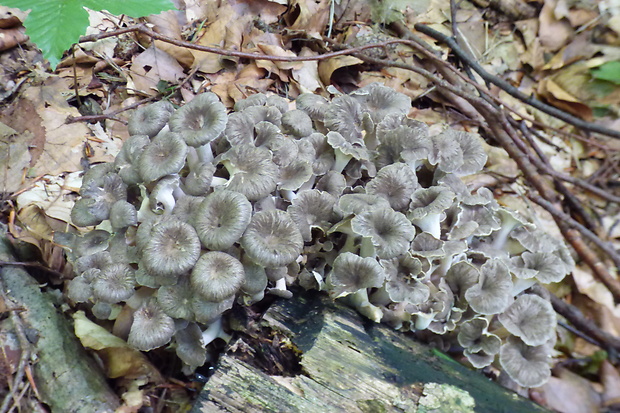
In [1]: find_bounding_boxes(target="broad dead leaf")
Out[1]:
[129,45,185,95]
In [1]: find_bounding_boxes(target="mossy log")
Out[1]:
[192,292,548,413]
[0,232,120,412]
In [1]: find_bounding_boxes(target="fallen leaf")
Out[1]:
[318,56,363,86]
[539,0,574,52]
[128,45,185,95]
[291,47,323,93]
[539,367,601,413]
[0,121,30,193]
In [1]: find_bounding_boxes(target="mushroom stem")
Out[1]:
[412,214,441,239]
[201,317,224,346]
[346,288,383,323]
[359,237,376,258]
[332,149,352,173]
[196,142,214,164]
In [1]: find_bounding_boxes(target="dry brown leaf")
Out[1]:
[291,47,323,93]
[0,121,30,193]
[285,0,331,36]
[539,0,575,52]
[318,56,364,86]
[539,368,601,413]
[128,45,184,95]
[0,27,27,52]
[600,360,620,408]
[148,11,195,69]
[538,78,593,121]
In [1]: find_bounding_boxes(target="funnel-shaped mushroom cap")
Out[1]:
[174,322,206,371]
[287,189,338,242]
[192,189,252,251]
[327,252,386,299]
[220,144,278,201]
[351,207,415,259]
[408,186,456,238]
[142,218,201,278]
[498,294,557,346]
[157,275,195,320]
[169,92,228,147]
[375,113,430,169]
[351,82,411,124]
[338,193,391,216]
[234,93,267,111]
[281,109,314,137]
[324,95,364,141]
[296,93,329,122]
[109,200,138,230]
[429,129,487,176]
[128,299,175,351]
[191,251,246,302]
[241,210,303,268]
[138,131,188,183]
[499,335,552,388]
[381,254,430,304]
[128,100,175,138]
[465,258,514,315]
[92,263,136,303]
[366,163,419,211]
[114,134,150,184]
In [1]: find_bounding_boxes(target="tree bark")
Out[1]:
[192,292,548,413]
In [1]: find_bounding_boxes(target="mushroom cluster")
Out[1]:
[60,84,573,386]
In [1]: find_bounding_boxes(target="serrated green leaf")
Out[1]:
[81,0,174,17]
[591,61,620,85]
[0,0,175,69]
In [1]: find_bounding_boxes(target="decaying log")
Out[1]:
[192,292,548,412]
[0,230,120,412]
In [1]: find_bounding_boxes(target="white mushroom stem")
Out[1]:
[491,221,520,250]
[201,317,224,346]
[511,276,537,296]
[155,186,176,214]
[347,288,383,323]
[412,213,441,239]
[414,311,436,331]
[359,237,376,259]
[196,142,214,164]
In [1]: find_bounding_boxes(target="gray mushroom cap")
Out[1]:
[337,193,391,216]
[191,251,246,302]
[109,200,137,230]
[92,263,136,303]
[141,218,201,279]
[499,335,552,388]
[381,254,430,304]
[351,207,415,259]
[296,93,329,122]
[114,134,150,184]
[281,109,314,137]
[128,100,175,138]
[326,130,369,173]
[287,189,338,242]
[326,252,386,299]
[241,210,303,268]
[498,294,557,346]
[464,258,514,315]
[138,131,188,183]
[366,162,419,211]
[220,144,278,201]
[375,113,431,169]
[127,299,176,351]
[174,322,206,371]
[324,95,364,142]
[233,93,267,111]
[192,189,252,251]
[169,92,228,147]
[519,251,568,284]
[408,186,456,238]
[351,82,411,124]
[157,275,195,320]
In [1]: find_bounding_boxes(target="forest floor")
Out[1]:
[2,0,620,412]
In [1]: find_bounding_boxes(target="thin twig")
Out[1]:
[66,96,157,124]
[414,23,620,140]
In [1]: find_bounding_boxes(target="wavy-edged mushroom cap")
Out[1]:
[183,161,216,196]
[431,129,487,176]
[499,335,552,388]
[375,113,430,169]
[172,195,204,222]
[278,159,313,191]
[114,134,150,184]
[266,95,290,115]
[174,322,206,371]
[326,131,369,173]
[241,209,303,268]
[458,317,502,368]
[191,251,246,302]
[74,229,111,257]
[287,189,338,242]
[408,186,456,238]
[410,232,445,260]
[109,200,137,230]
[298,132,334,176]
[220,144,278,201]
[128,100,175,137]
[315,171,347,197]
[66,275,93,303]
[519,251,568,284]
[169,92,228,147]
[92,263,136,303]
[445,261,479,301]
[191,294,235,324]
[366,163,419,211]
[81,162,115,187]
[464,258,514,315]
[351,82,411,124]
[281,109,314,138]
[381,254,430,304]
[127,299,176,351]
[192,189,252,251]
[141,218,201,279]
[351,207,415,259]
[338,193,391,216]
[498,294,557,346]
[157,275,195,320]
[138,131,188,183]
[324,95,364,142]
[326,252,386,299]
[234,93,267,111]
[295,93,329,122]
[74,250,113,275]
[71,197,109,227]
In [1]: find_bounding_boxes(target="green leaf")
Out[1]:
[591,61,620,85]
[0,0,175,69]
